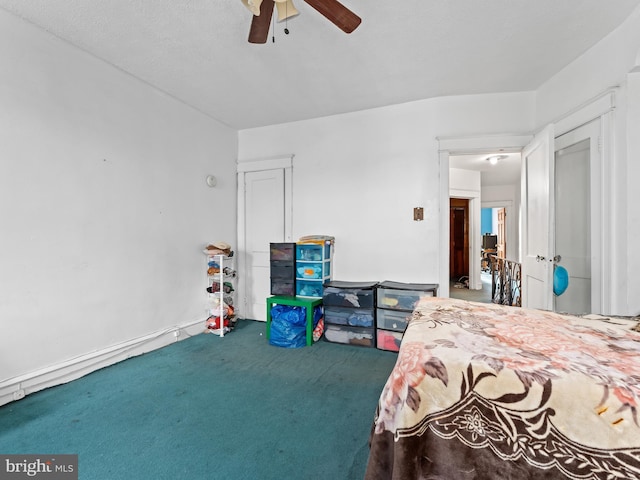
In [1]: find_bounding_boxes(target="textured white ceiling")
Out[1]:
[450,153,521,187]
[1,0,639,130]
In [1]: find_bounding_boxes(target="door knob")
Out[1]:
[552,255,561,263]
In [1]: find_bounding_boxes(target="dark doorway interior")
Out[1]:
[450,198,469,280]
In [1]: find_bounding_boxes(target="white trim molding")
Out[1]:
[438,134,533,154]
[0,318,204,407]
[553,88,617,137]
[236,154,294,172]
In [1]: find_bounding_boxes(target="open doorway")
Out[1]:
[449,196,493,301]
[450,198,469,287]
[448,152,522,303]
[481,205,507,266]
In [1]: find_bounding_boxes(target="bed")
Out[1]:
[365,297,640,479]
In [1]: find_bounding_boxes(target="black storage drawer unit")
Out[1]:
[269,242,296,295]
[376,281,438,311]
[323,324,375,348]
[324,306,375,328]
[322,281,377,309]
[376,281,438,352]
[376,308,412,332]
[270,242,295,261]
[270,278,295,296]
[270,262,294,278]
[322,280,378,347]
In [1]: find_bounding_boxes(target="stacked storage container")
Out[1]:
[376,281,438,352]
[323,281,377,347]
[295,240,333,298]
[270,242,297,296]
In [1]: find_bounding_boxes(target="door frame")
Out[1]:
[438,134,533,299]
[554,120,604,314]
[553,90,615,314]
[237,155,293,319]
[437,88,615,311]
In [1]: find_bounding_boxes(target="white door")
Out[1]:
[237,157,292,321]
[553,120,601,314]
[520,125,554,310]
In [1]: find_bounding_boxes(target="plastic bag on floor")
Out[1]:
[269,305,323,348]
[269,305,307,348]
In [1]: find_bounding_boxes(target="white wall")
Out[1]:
[0,10,238,402]
[450,168,481,195]
[239,93,534,286]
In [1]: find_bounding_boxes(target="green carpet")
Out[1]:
[0,320,398,479]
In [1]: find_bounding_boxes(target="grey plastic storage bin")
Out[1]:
[324,324,375,347]
[324,306,375,328]
[376,308,411,332]
[323,281,377,308]
[377,281,438,311]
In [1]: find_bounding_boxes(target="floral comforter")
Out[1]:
[365,297,640,479]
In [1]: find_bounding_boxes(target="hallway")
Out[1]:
[449,271,492,303]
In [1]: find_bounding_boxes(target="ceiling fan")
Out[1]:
[241,0,361,44]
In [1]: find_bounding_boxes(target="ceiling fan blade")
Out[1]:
[303,0,361,34]
[248,0,275,44]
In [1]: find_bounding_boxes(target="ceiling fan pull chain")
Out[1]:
[272,6,276,43]
[284,2,290,34]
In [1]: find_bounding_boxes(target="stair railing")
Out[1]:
[491,257,522,307]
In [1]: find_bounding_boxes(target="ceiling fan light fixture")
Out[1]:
[274,0,300,21]
[241,0,263,16]
[487,155,507,165]
[246,0,361,44]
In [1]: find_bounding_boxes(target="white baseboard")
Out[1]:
[0,319,205,407]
